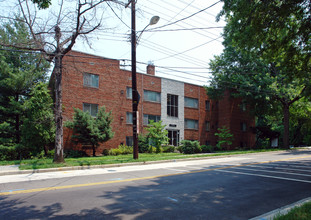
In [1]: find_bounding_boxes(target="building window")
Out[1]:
[126,112,133,124]
[126,136,133,146]
[205,121,210,131]
[185,97,198,109]
[144,90,161,103]
[83,73,99,88]
[205,100,210,111]
[143,114,161,125]
[126,87,132,99]
[241,101,247,112]
[83,103,98,117]
[185,119,198,130]
[241,122,247,132]
[167,94,178,117]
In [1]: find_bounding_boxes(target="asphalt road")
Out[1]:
[1,150,311,220]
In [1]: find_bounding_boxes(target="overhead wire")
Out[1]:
[177,0,226,22]
[145,1,221,31]
[147,0,223,33]
[139,3,222,41]
[153,36,222,62]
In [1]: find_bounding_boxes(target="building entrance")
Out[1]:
[167,130,180,146]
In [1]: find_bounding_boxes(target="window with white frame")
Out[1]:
[83,103,98,117]
[185,119,198,130]
[126,87,132,99]
[144,90,161,103]
[143,114,161,125]
[83,73,99,88]
[167,94,178,117]
[126,112,133,124]
[185,97,198,109]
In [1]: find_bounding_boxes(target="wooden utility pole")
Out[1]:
[130,0,139,159]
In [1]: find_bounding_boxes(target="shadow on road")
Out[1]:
[1,157,311,219]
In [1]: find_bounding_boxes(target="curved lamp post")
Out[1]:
[137,16,160,43]
[130,1,159,159]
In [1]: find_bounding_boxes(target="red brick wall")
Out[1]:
[60,51,255,155]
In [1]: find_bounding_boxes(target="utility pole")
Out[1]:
[130,0,139,159]
[126,1,159,159]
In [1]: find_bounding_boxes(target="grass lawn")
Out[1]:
[0,149,282,170]
[273,201,311,220]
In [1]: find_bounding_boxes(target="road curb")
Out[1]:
[0,155,235,176]
[250,197,311,220]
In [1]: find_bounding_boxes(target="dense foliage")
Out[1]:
[207,0,311,148]
[21,83,55,156]
[179,140,201,154]
[65,107,114,157]
[144,120,169,153]
[0,19,52,160]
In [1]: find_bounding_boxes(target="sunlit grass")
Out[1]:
[1,149,282,170]
[273,201,311,220]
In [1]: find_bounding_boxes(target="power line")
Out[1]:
[146,1,221,31]
[145,26,224,32]
[154,36,222,62]
[140,3,223,41]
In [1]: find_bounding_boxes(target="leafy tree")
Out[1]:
[208,0,311,148]
[31,0,51,9]
[144,120,169,153]
[218,0,310,78]
[66,107,114,157]
[288,99,311,146]
[214,126,233,150]
[1,0,124,162]
[21,82,55,157]
[0,19,49,146]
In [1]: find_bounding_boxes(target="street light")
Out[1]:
[130,1,159,159]
[137,16,160,43]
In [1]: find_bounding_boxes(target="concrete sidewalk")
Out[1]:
[0,165,20,175]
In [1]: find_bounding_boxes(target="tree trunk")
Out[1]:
[92,145,96,157]
[15,94,20,143]
[283,103,290,149]
[53,54,65,163]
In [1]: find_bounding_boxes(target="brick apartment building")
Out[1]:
[55,50,255,155]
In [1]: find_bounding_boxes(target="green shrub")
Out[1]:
[102,149,109,156]
[0,145,19,160]
[64,149,88,158]
[177,145,183,153]
[108,145,133,156]
[163,145,175,153]
[201,145,214,153]
[108,148,122,156]
[118,144,133,155]
[180,140,201,154]
[46,149,55,158]
[148,146,156,153]
[138,134,149,153]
